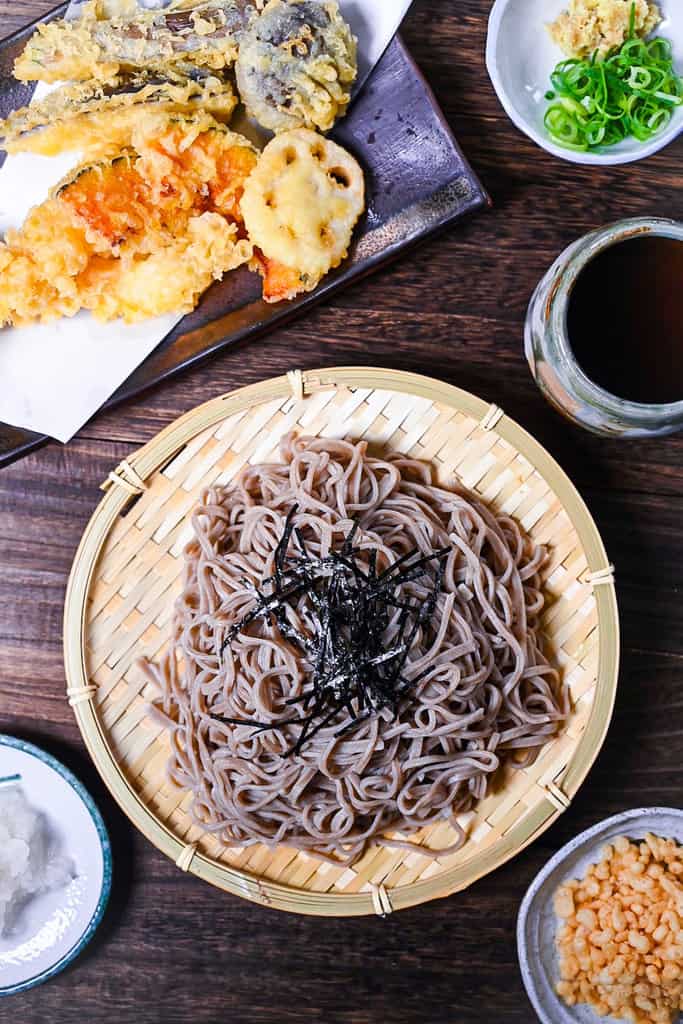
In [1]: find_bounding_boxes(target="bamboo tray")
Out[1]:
[64,367,619,917]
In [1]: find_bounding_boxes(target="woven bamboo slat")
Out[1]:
[63,367,619,917]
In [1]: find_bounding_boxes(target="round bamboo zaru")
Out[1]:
[63,367,619,917]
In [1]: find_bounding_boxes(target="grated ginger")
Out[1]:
[548,0,662,58]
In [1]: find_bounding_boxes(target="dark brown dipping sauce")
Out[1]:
[567,236,683,405]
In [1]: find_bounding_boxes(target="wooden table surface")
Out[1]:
[0,3,682,1022]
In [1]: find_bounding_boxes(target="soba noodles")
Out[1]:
[143,433,568,865]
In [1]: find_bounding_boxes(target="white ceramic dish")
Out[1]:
[517,807,683,1024]
[486,0,683,165]
[0,736,111,997]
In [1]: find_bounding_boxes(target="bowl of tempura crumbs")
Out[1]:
[518,808,683,1024]
[486,0,683,164]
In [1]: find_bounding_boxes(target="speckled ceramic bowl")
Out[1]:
[0,736,111,996]
[517,808,683,1024]
[486,0,683,165]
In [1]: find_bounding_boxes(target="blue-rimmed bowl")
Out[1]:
[0,735,111,996]
[486,0,683,165]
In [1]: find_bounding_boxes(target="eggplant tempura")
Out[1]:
[14,0,259,84]
[12,0,358,137]
[236,0,357,132]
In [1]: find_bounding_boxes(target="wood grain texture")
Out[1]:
[0,2,681,1021]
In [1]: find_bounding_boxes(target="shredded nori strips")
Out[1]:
[219,506,450,756]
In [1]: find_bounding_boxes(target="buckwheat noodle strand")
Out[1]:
[142,434,567,865]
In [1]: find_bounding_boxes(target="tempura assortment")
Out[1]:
[0,0,365,326]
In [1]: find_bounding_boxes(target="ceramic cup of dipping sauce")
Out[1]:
[525,217,683,438]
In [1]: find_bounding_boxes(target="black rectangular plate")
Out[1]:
[0,4,490,468]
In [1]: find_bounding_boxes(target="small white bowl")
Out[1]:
[0,736,111,996]
[486,0,683,164]
[517,807,683,1024]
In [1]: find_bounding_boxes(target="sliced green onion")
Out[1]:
[627,66,652,89]
[647,108,670,131]
[559,95,589,119]
[653,90,682,105]
[544,106,589,149]
[544,10,683,153]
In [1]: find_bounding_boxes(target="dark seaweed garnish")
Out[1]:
[218,506,450,757]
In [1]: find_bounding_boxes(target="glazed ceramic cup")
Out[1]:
[525,217,683,438]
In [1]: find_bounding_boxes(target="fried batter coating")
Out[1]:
[0,112,257,325]
[236,0,356,133]
[14,0,259,84]
[250,250,307,302]
[0,70,238,157]
[78,211,246,321]
[241,128,364,302]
